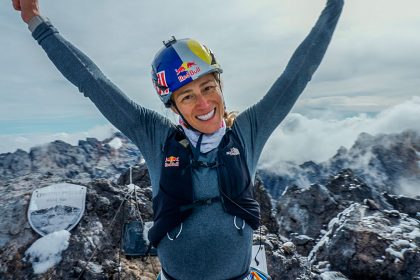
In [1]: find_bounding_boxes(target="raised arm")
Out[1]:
[12,0,173,159]
[12,0,39,23]
[235,0,344,176]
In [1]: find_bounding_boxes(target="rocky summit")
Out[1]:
[1,130,420,279]
[259,130,420,199]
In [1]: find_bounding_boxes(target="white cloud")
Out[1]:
[0,125,117,154]
[260,97,420,167]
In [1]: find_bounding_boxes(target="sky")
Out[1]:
[1,0,420,164]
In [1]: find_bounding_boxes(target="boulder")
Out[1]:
[309,203,420,280]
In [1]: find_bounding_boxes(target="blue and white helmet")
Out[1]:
[151,37,223,108]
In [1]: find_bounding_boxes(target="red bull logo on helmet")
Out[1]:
[175,61,201,82]
[165,156,180,167]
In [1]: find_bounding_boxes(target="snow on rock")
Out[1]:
[143,221,153,245]
[309,203,420,279]
[318,271,349,280]
[107,137,123,150]
[24,230,70,274]
[127,183,141,192]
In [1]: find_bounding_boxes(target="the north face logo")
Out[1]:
[226,147,240,156]
[165,156,179,167]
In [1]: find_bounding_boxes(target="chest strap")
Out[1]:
[179,196,221,212]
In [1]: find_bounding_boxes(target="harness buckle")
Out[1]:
[204,198,212,205]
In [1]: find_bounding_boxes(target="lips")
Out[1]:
[196,108,216,121]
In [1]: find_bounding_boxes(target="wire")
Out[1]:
[218,188,261,220]
[77,187,135,279]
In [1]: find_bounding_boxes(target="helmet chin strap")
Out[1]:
[171,101,202,134]
[214,72,227,112]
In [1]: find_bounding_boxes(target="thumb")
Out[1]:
[12,0,22,11]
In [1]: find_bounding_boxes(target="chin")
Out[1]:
[200,119,223,134]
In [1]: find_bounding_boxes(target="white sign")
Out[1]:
[251,245,268,274]
[28,183,87,236]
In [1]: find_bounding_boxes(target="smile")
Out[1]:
[196,108,216,121]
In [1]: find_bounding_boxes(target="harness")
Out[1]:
[148,126,261,247]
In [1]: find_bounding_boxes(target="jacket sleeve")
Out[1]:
[31,20,173,161]
[235,0,344,176]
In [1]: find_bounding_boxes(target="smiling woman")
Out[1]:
[171,73,225,134]
[11,0,344,279]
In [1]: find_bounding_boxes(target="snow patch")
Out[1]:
[406,227,420,241]
[384,215,419,262]
[319,271,346,280]
[107,137,123,150]
[143,221,153,245]
[87,262,103,274]
[24,230,70,274]
[385,247,404,261]
[127,183,141,192]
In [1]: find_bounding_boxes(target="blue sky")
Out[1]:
[1,0,420,158]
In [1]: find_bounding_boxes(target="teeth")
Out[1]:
[197,109,215,121]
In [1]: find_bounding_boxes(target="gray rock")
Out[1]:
[384,192,420,218]
[309,203,420,280]
[276,183,339,239]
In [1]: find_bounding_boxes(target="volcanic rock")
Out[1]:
[309,203,420,280]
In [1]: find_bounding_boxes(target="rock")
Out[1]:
[364,198,380,210]
[290,234,316,256]
[254,176,280,234]
[254,227,312,280]
[384,192,420,218]
[0,149,32,178]
[309,203,420,280]
[0,133,142,182]
[325,169,391,210]
[276,169,396,256]
[281,242,296,255]
[276,183,339,239]
[260,130,420,200]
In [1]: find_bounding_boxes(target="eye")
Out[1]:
[203,85,216,93]
[181,94,194,103]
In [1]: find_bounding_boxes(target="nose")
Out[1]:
[195,93,210,108]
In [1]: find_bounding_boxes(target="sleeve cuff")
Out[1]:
[28,15,50,33]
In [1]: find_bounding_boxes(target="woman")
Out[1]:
[12,0,344,279]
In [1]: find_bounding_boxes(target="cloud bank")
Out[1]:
[259,97,420,168]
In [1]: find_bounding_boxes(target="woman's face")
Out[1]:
[171,73,225,134]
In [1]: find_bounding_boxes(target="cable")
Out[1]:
[77,187,134,280]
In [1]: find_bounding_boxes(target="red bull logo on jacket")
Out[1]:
[165,156,180,167]
[175,61,201,82]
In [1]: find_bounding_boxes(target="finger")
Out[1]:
[12,0,22,11]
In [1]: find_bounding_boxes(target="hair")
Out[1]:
[223,110,238,128]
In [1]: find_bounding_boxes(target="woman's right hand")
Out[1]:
[12,0,41,24]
